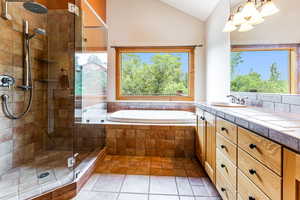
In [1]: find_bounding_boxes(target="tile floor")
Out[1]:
[0,151,90,200]
[74,155,220,200]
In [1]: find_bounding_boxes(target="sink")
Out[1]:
[210,102,247,108]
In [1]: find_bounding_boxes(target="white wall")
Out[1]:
[107,0,205,101]
[205,0,231,102]
[231,0,300,45]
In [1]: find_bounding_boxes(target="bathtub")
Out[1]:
[107,110,196,124]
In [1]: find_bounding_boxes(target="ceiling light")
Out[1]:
[232,7,246,25]
[223,15,237,32]
[248,13,265,25]
[261,0,279,17]
[239,22,254,32]
[242,0,261,18]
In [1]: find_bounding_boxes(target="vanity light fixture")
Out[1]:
[261,0,279,17]
[232,7,246,26]
[223,0,279,33]
[223,0,237,32]
[241,0,260,18]
[239,22,254,32]
[223,14,237,32]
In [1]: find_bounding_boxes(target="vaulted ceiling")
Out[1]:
[160,0,221,21]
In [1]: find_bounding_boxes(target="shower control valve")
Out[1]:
[0,75,15,88]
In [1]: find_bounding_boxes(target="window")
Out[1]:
[231,48,297,93]
[75,52,107,122]
[116,47,195,101]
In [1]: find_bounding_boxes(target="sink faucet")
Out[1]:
[226,95,238,103]
[240,97,248,105]
[227,95,248,105]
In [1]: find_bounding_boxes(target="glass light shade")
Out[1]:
[223,20,237,32]
[239,22,254,32]
[233,12,246,25]
[261,0,279,17]
[248,13,264,25]
[242,1,261,18]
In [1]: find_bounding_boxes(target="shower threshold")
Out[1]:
[0,150,98,200]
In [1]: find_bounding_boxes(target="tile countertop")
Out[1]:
[196,102,300,153]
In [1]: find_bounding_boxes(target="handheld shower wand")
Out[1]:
[1,20,46,119]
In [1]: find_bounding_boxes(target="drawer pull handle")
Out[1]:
[249,197,256,200]
[249,169,256,175]
[221,164,226,168]
[221,187,226,192]
[220,145,226,149]
[221,127,228,132]
[249,144,257,149]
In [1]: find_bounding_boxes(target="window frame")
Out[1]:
[231,46,297,94]
[115,46,195,101]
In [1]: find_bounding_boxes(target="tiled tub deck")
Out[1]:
[105,124,196,158]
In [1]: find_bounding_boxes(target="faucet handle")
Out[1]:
[240,97,248,105]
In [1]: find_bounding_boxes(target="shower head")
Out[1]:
[23,2,48,14]
[1,0,48,20]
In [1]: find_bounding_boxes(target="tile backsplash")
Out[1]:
[231,92,300,113]
[107,101,195,113]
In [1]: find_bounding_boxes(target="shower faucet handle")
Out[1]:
[0,75,15,88]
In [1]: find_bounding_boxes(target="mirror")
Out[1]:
[230,0,300,94]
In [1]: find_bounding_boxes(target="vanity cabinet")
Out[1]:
[283,148,300,200]
[196,111,206,166]
[204,112,217,184]
[196,110,216,184]
[215,118,238,200]
[196,109,287,200]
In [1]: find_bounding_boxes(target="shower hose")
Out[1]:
[1,37,33,120]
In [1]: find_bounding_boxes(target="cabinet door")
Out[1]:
[196,115,206,165]
[204,112,216,184]
[283,148,300,200]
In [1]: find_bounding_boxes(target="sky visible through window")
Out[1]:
[234,50,289,80]
[133,52,189,72]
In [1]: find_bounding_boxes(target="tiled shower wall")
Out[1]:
[231,92,300,113]
[0,4,48,175]
[46,9,75,150]
[47,9,106,153]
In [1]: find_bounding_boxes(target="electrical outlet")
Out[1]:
[68,3,80,16]
[68,3,75,14]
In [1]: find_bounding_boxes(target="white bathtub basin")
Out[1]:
[107,110,196,124]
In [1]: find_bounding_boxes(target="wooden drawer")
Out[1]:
[216,171,237,200]
[216,117,237,144]
[238,127,282,176]
[216,149,237,189]
[216,133,237,165]
[238,170,270,200]
[238,148,282,200]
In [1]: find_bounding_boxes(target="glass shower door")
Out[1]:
[73,0,107,169]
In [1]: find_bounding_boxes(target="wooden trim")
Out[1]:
[283,148,300,200]
[75,47,107,52]
[111,45,202,49]
[231,45,299,94]
[115,47,195,101]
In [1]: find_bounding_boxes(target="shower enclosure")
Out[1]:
[0,0,107,199]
